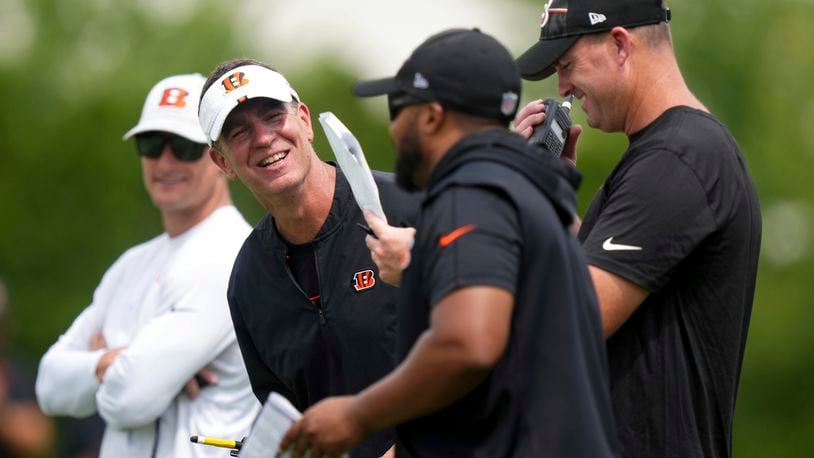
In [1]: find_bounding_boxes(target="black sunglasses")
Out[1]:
[387,92,429,121]
[134,133,207,162]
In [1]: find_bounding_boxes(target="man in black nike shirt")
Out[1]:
[515,1,762,457]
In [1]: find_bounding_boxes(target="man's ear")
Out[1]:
[296,102,314,143]
[609,27,634,67]
[209,147,237,180]
[420,102,446,135]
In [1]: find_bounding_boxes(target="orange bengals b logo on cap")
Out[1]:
[222,71,249,93]
[540,0,568,29]
[352,269,376,292]
[158,87,189,107]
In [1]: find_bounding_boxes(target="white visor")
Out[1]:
[198,65,300,145]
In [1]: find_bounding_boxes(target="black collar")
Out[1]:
[258,162,353,252]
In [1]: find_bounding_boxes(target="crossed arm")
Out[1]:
[37,290,232,428]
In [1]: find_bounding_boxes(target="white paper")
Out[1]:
[239,392,301,458]
[318,112,387,223]
[240,392,349,458]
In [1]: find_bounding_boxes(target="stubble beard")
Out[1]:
[394,124,425,193]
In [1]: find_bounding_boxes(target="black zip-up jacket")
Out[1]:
[396,130,619,457]
[227,165,419,458]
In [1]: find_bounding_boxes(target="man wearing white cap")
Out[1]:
[199,59,418,457]
[36,73,259,457]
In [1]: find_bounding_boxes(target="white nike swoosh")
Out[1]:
[602,237,642,251]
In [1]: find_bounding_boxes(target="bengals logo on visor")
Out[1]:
[222,71,249,93]
[540,0,568,29]
[352,269,376,292]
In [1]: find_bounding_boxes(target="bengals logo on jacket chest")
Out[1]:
[352,269,376,292]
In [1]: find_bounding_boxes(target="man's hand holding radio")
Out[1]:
[513,98,582,166]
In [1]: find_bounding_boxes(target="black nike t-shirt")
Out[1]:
[398,179,617,457]
[578,107,761,457]
[418,186,521,306]
[396,186,521,458]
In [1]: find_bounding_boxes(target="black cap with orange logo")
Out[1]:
[517,0,671,81]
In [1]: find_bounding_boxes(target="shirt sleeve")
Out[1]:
[95,262,235,429]
[421,186,522,307]
[581,149,717,292]
[36,302,106,418]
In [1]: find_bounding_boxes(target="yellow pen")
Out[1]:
[190,435,243,450]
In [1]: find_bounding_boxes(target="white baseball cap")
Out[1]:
[198,65,300,145]
[123,73,208,144]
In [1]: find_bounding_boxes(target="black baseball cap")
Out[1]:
[353,28,521,122]
[517,0,672,81]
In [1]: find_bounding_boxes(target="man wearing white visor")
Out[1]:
[36,73,259,457]
[200,60,418,457]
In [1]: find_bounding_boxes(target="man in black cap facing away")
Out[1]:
[515,1,761,457]
[281,28,618,458]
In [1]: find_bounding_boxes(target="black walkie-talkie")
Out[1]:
[528,95,574,159]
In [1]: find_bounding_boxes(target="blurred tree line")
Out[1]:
[0,0,812,456]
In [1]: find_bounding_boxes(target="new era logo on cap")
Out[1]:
[589,12,607,25]
[413,72,429,89]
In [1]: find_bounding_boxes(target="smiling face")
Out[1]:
[140,138,226,215]
[210,98,317,204]
[554,33,629,133]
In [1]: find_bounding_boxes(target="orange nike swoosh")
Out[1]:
[438,224,477,248]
